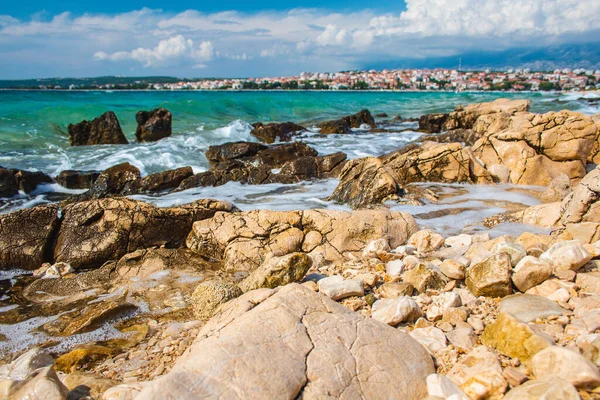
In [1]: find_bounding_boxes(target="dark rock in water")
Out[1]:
[122,166,194,194]
[0,204,60,270]
[250,122,306,144]
[255,141,318,166]
[55,170,101,189]
[205,142,267,164]
[328,157,401,209]
[135,108,172,142]
[418,128,481,146]
[319,109,376,134]
[0,168,19,198]
[11,169,53,193]
[66,162,141,203]
[68,111,129,146]
[418,113,449,133]
[54,198,237,269]
[376,113,389,118]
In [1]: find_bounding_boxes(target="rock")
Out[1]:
[318,109,376,134]
[481,312,552,361]
[409,327,447,353]
[55,170,100,189]
[0,167,18,198]
[122,167,194,194]
[0,204,60,270]
[191,279,243,321]
[511,256,553,292]
[135,284,434,399]
[440,259,466,280]
[426,292,462,321]
[532,346,600,388]
[102,382,148,400]
[444,98,530,131]
[371,296,422,326]
[402,264,446,293]
[63,372,116,400]
[539,240,592,271]
[541,174,572,203]
[492,242,527,267]
[576,272,600,294]
[378,282,414,298]
[418,128,482,147]
[135,108,172,142]
[446,327,477,352]
[187,209,417,272]
[318,275,364,300]
[559,165,600,227]
[408,229,445,253]
[68,111,128,146]
[327,157,401,209]
[502,367,528,387]
[55,198,236,269]
[39,262,74,278]
[445,234,472,248]
[418,113,449,133]
[503,376,579,400]
[205,141,267,163]
[385,260,405,277]
[447,346,507,400]
[55,344,116,373]
[466,253,512,298]
[11,169,54,193]
[0,348,53,380]
[499,294,565,323]
[426,374,469,400]
[238,253,312,292]
[250,122,306,143]
[5,366,69,400]
[362,238,391,257]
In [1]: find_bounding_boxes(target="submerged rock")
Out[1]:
[135,108,172,142]
[68,111,129,146]
[250,121,306,143]
[135,284,434,399]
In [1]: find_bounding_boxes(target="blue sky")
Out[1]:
[0,0,599,79]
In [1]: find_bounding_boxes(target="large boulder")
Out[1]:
[0,204,60,270]
[135,284,434,400]
[0,168,53,197]
[54,198,237,269]
[68,111,129,146]
[443,98,530,131]
[135,108,172,142]
[418,113,448,133]
[319,110,376,134]
[187,209,418,272]
[328,157,401,209]
[251,122,306,143]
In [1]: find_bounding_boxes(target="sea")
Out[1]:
[1,90,599,234]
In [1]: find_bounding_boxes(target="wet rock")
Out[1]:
[371,296,422,326]
[68,111,128,146]
[499,294,565,323]
[327,157,401,209]
[135,108,172,142]
[55,344,116,374]
[238,253,312,292]
[511,256,553,292]
[205,141,267,163]
[5,366,69,400]
[318,275,364,300]
[0,204,60,270]
[466,253,512,298]
[503,376,579,400]
[408,229,445,253]
[187,209,417,272]
[11,169,53,193]
[191,279,243,321]
[532,346,600,388]
[539,240,592,271]
[63,372,116,400]
[122,166,194,194]
[318,109,376,134]
[55,198,236,269]
[0,348,53,380]
[447,346,507,400]
[409,327,447,353]
[135,284,434,399]
[402,264,446,293]
[55,170,100,189]
[418,113,448,133]
[250,121,306,143]
[482,312,552,361]
[0,168,19,198]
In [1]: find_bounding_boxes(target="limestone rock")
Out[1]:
[426,374,469,400]
[499,294,565,323]
[68,111,128,146]
[135,284,434,400]
[532,346,600,388]
[539,240,592,271]
[418,113,448,133]
[503,376,579,400]
[135,108,172,142]
[318,275,364,301]
[371,296,422,326]
[102,382,148,400]
[239,253,312,292]
[409,327,447,353]
[0,204,60,270]
[191,279,243,321]
[541,174,572,203]
[408,229,445,253]
[385,260,405,277]
[123,167,194,194]
[250,122,306,143]
[0,348,53,380]
[446,327,477,352]
[440,259,466,280]
[63,372,116,400]
[559,165,600,227]
[492,242,526,267]
[5,366,69,400]
[426,292,462,322]
[466,253,512,298]
[402,264,446,293]
[447,346,507,400]
[378,282,414,298]
[576,272,600,294]
[444,98,530,131]
[481,312,552,361]
[511,256,553,292]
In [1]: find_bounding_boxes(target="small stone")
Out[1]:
[410,327,447,353]
[318,275,364,300]
[532,345,600,388]
[502,367,527,387]
[191,279,243,321]
[238,253,312,292]
[466,253,512,298]
[554,269,576,282]
[440,259,466,280]
[378,282,414,298]
[43,262,75,278]
[5,366,69,400]
[391,244,416,256]
[2,347,53,380]
[362,238,390,257]
[355,273,377,288]
[511,256,553,292]
[576,272,600,294]
[426,292,462,322]
[467,316,485,334]
[427,374,469,400]
[503,376,579,400]
[371,296,422,326]
[446,327,477,352]
[493,242,527,267]
[443,307,470,325]
[385,260,405,277]
[445,234,472,248]
[540,241,592,271]
[408,230,445,253]
[447,346,507,400]
[403,263,446,293]
[499,293,565,323]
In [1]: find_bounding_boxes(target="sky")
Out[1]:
[1,0,599,79]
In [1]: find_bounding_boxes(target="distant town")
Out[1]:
[3,68,600,92]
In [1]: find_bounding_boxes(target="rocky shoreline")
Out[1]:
[1,99,600,399]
